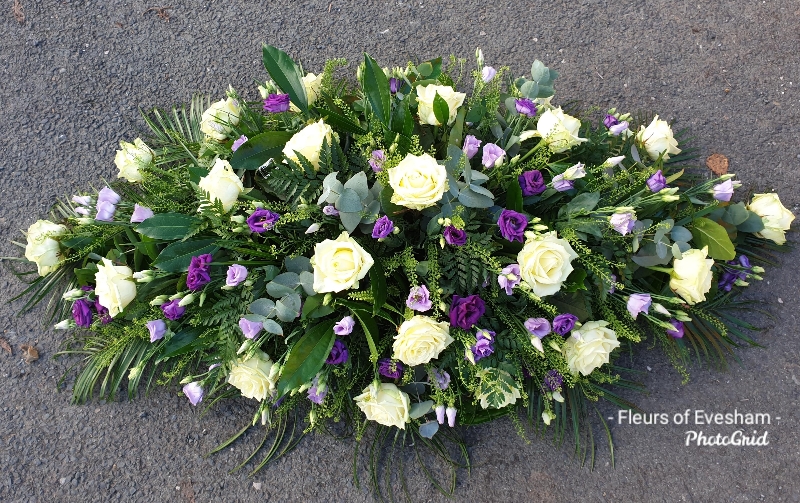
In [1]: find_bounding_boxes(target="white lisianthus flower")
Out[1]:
[114,138,154,182]
[200,97,240,141]
[311,231,375,293]
[517,231,579,297]
[198,158,244,212]
[302,72,323,105]
[228,350,278,401]
[24,220,67,276]
[392,316,453,366]
[416,84,466,126]
[95,258,136,318]
[282,120,334,171]
[388,153,448,210]
[635,115,681,161]
[669,246,714,304]
[531,107,587,153]
[563,320,620,376]
[747,193,795,245]
[354,382,411,429]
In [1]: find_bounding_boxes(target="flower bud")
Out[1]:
[62,288,85,301]
[662,195,680,202]
[542,410,555,425]
[169,292,184,301]
[653,303,671,316]
[132,270,155,283]
[323,293,333,306]
[552,391,564,403]
[475,47,484,67]
[199,291,207,307]
[305,223,321,234]
[752,266,765,274]
[734,279,749,287]
[435,404,446,424]
[54,319,75,330]
[445,406,457,427]
[76,218,95,225]
[150,295,170,306]
[532,224,549,231]
[178,293,196,307]
[231,214,246,224]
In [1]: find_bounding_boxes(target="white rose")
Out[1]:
[354,382,410,429]
[517,231,579,297]
[302,72,323,105]
[416,84,466,126]
[95,258,136,318]
[228,349,278,401]
[200,97,240,141]
[311,231,375,293]
[392,316,453,366]
[747,193,795,245]
[532,107,587,153]
[388,153,448,210]
[24,219,67,276]
[635,115,681,161]
[114,138,154,182]
[282,120,334,171]
[564,320,620,376]
[669,246,714,304]
[198,158,244,212]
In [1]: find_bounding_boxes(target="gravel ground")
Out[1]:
[2,1,799,502]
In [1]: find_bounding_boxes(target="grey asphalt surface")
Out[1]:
[2,1,799,502]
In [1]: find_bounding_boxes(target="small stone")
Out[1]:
[59,477,67,485]
[253,482,262,490]
[646,366,652,371]
[778,298,783,303]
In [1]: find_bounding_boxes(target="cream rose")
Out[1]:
[24,219,67,276]
[669,246,714,304]
[198,158,244,212]
[311,231,375,293]
[416,84,466,126]
[747,193,795,245]
[388,153,448,210]
[636,115,681,161]
[392,316,453,366]
[95,258,136,318]
[228,349,278,401]
[282,120,334,171]
[517,231,579,297]
[531,107,587,153]
[200,97,240,141]
[354,382,410,429]
[564,320,620,376]
[114,138,153,183]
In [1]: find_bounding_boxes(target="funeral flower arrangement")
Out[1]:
[9,45,794,492]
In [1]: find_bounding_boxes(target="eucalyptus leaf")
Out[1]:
[410,400,434,419]
[339,211,362,233]
[299,271,315,296]
[458,187,494,208]
[262,319,284,336]
[736,211,765,233]
[250,298,276,317]
[344,172,369,200]
[419,421,439,439]
[285,256,311,274]
[336,188,363,213]
[670,226,693,242]
[276,294,302,322]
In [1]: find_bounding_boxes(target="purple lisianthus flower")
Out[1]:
[406,285,433,312]
[325,340,349,365]
[429,368,450,390]
[183,382,204,406]
[515,98,537,117]
[712,179,735,202]
[72,195,92,206]
[552,313,578,336]
[231,135,248,152]
[603,114,620,128]
[609,121,629,136]
[646,170,667,192]
[308,375,327,404]
[369,150,386,172]
[463,135,482,160]
[449,294,486,330]
[552,173,574,192]
[524,317,551,338]
[97,187,121,205]
[497,264,521,295]
[481,66,496,83]
[627,293,652,320]
[482,143,506,168]
[95,201,117,221]
[146,319,167,342]
[334,316,356,336]
[443,226,467,246]
[225,264,248,287]
[389,77,401,94]
[94,301,111,324]
[610,212,636,235]
[498,209,528,243]
[130,204,154,223]
[161,299,186,320]
[544,369,563,392]
[239,318,263,339]
[738,255,751,269]
[378,358,404,379]
[263,93,290,113]
[72,299,93,328]
[186,253,213,291]
[666,319,684,338]
[247,209,280,233]
[371,215,394,239]
[191,253,213,270]
[519,170,546,196]
[718,270,738,292]
[322,205,339,216]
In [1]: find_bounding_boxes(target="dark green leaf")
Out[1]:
[379,186,404,217]
[276,320,336,397]
[348,307,379,361]
[363,53,391,125]
[417,62,433,77]
[465,103,485,123]
[229,131,293,170]
[135,213,201,240]
[62,235,94,250]
[432,92,449,126]
[722,203,750,226]
[157,327,203,362]
[152,239,219,272]
[690,217,735,260]
[370,261,387,315]
[391,98,414,137]
[448,108,466,147]
[317,107,366,135]
[262,44,307,113]
[505,179,523,212]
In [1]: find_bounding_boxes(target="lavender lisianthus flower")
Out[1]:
[482,143,506,168]
[609,121,629,136]
[322,205,339,216]
[627,293,652,320]
[544,369,563,392]
[308,375,327,404]
[551,174,574,192]
[75,207,90,216]
[146,319,167,342]
[247,209,280,233]
[443,226,467,246]
[471,338,494,362]
[369,150,386,172]
[378,358,404,379]
[263,93,290,113]
[519,170,546,196]
[183,382,204,406]
[95,201,117,221]
[603,114,619,128]
[72,195,92,206]
[334,316,355,336]
[712,179,735,202]
[325,340,349,365]
[231,135,248,152]
[497,264,521,295]
[497,209,528,243]
[449,294,486,330]
[515,98,537,117]
[646,170,667,192]
[239,318,263,339]
[524,317,551,338]
[406,285,433,312]
[552,313,578,335]
[429,368,450,390]
[225,264,248,287]
[463,135,482,159]
[72,299,93,328]
[97,187,121,205]
[666,319,684,338]
[130,204,154,223]
[161,299,186,320]
[609,212,636,235]
[389,77,401,94]
[371,215,394,239]
[481,66,496,83]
